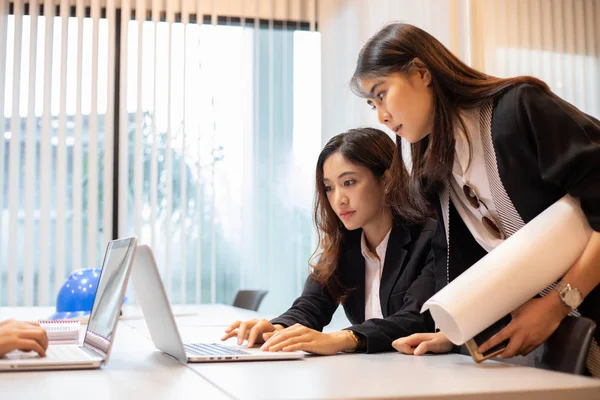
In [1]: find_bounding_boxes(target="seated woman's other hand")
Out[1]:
[260,324,358,355]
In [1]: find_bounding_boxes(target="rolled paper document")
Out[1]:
[421,195,593,345]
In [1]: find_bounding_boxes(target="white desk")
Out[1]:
[175,325,600,400]
[0,321,230,400]
[2,305,600,399]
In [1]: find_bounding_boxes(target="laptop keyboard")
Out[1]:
[4,350,42,360]
[184,343,250,357]
[46,345,96,360]
[4,345,93,361]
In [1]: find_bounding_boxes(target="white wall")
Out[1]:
[318,0,469,145]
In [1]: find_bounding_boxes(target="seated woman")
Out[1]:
[0,320,48,357]
[221,127,437,354]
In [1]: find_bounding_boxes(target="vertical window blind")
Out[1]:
[0,0,320,314]
[470,0,600,119]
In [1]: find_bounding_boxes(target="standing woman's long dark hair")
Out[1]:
[310,127,402,303]
[350,23,551,219]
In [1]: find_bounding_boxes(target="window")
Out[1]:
[1,4,321,314]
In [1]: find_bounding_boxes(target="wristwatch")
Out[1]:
[347,330,367,353]
[554,282,583,310]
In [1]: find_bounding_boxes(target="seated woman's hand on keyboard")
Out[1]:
[0,320,48,358]
[259,324,358,355]
[221,318,285,347]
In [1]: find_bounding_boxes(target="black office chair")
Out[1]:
[537,315,597,375]
[232,290,268,311]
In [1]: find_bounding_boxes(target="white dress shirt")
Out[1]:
[447,107,505,252]
[360,228,392,320]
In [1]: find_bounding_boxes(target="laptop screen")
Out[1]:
[83,237,137,359]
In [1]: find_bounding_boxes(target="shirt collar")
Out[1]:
[360,228,392,262]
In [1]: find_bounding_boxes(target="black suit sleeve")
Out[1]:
[346,244,437,353]
[516,85,600,231]
[269,275,338,331]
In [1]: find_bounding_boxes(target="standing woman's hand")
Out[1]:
[477,296,566,358]
[0,320,49,357]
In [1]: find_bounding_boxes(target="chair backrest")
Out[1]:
[538,315,597,375]
[232,290,268,311]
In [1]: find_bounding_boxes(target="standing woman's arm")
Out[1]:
[480,84,600,357]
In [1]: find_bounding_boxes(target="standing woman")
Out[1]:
[350,23,600,376]
[222,128,437,354]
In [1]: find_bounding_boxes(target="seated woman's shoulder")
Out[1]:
[404,218,438,233]
[400,218,438,242]
[422,218,438,232]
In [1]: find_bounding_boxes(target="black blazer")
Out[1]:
[270,219,438,353]
[431,84,600,342]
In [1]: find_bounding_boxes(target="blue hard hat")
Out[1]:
[49,268,102,320]
[49,267,129,320]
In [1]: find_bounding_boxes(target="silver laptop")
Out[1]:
[0,237,137,371]
[131,244,304,362]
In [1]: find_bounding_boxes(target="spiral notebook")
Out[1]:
[38,320,81,345]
